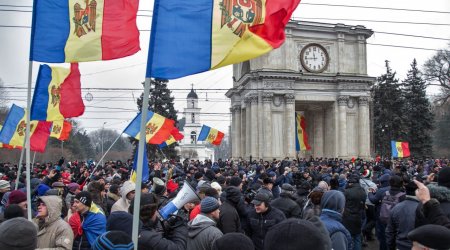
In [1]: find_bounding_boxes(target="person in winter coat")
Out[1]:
[368,174,405,250]
[320,190,352,250]
[35,195,74,250]
[385,181,420,250]
[187,197,223,250]
[105,184,120,214]
[246,192,286,250]
[415,167,450,227]
[111,181,135,213]
[134,193,187,250]
[70,191,106,250]
[271,183,302,218]
[217,186,242,233]
[342,174,367,250]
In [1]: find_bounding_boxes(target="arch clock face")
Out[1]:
[300,43,329,73]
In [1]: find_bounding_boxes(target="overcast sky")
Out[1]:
[0,0,449,136]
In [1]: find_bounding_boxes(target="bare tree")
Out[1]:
[423,44,450,104]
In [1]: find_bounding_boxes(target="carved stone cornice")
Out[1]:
[250,96,258,104]
[285,94,295,104]
[338,96,349,106]
[358,96,369,106]
[262,93,273,103]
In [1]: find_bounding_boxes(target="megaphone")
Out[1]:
[159,181,199,220]
[152,177,165,189]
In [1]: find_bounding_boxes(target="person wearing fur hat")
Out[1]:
[34,195,74,250]
[320,190,352,250]
[187,197,223,250]
[111,181,135,213]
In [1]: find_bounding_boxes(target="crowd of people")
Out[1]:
[0,156,450,250]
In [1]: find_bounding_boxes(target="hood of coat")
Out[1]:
[428,183,450,203]
[187,214,216,238]
[121,181,136,200]
[39,195,62,225]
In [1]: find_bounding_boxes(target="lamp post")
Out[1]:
[101,122,106,166]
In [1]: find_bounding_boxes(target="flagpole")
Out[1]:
[132,77,151,249]
[32,151,36,167]
[15,147,25,190]
[25,60,33,221]
[88,132,124,181]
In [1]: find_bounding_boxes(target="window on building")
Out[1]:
[191,113,195,123]
[190,131,197,144]
[191,100,195,108]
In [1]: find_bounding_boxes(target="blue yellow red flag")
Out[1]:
[159,127,184,148]
[131,143,149,183]
[123,111,175,145]
[198,125,224,146]
[146,0,301,79]
[31,64,84,121]
[50,120,72,141]
[295,112,311,151]
[391,141,410,158]
[30,0,140,62]
[0,104,52,152]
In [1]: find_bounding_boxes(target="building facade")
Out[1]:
[225,21,375,160]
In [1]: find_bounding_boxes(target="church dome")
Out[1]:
[187,87,198,99]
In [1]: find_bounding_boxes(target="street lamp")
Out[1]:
[101,122,106,166]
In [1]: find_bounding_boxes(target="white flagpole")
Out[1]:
[25,60,33,221]
[131,77,151,249]
[88,132,124,180]
[15,147,25,190]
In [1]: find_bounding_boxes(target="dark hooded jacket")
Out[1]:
[217,187,242,233]
[320,190,352,250]
[187,213,223,250]
[271,192,302,218]
[342,181,367,235]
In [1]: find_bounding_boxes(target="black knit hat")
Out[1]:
[408,224,450,249]
[438,167,450,188]
[264,218,328,250]
[200,197,220,214]
[0,217,37,250]
[92,231,134,250]
[213,233,254,250]
[75,191,92,207]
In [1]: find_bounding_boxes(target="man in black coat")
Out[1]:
[343,174,367,250]
[271,183,301,218]
[246,192,286,250]
[217,186,242,234]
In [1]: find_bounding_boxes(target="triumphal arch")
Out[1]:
[226,21,375,160]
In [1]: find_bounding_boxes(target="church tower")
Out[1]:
[182,84,202,145]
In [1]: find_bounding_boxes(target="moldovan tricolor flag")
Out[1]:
[51,120,72,141]
[31,64,84,121]
[146,0,301,79]
[123,111,175,145]
[198,125,224,146]
[0,125,22,150]
[391,141,410,158]
[159,127,184,148]
[295,112,311,151]
[0,104,52,152]
[30,0,140,62]
[130,142,149,183]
